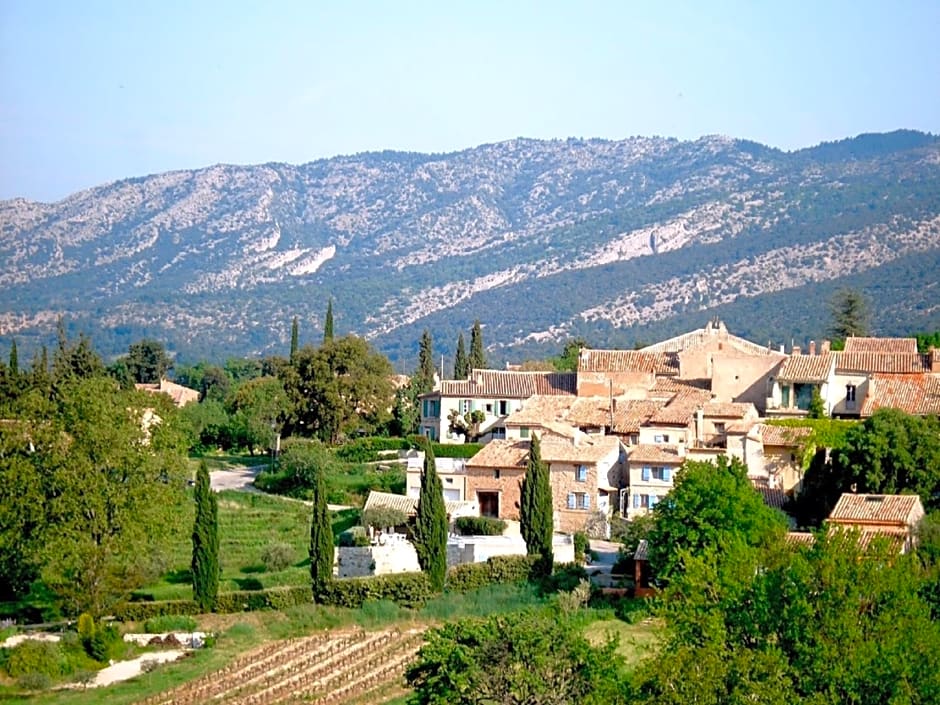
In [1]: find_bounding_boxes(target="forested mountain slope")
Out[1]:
[1,130,938,364]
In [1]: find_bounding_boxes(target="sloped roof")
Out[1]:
[756,423,812,447]
[363,491,475,517]
[634,539,649,561]
[844,337,918,354]
[703,402,755,418]
[466,439,530,469]
[567,397,616,427]
[835,352,930,374]
[628,444,684,464]
[135,379,200,407]
[504,395,577,425]
[786,531,816,547]
[828,493,924,526]
[577,349,678,375]
[649,389,711,425]
[750,478,787,509]
[541,433,622,464]
[650,377,711,394]
[611,399,664,434]
[776,354,834,383]
[640,320,773,356]
[435,369,577,399]
[860,373,940,416]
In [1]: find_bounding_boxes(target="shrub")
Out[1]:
[430,442,483,459]
[542,563,590,594]
[84,624,123,663]
[143,615,198,634]
[319,573,434,609]
[260,542,295,572]
[17,672,53,691]
[487,555,537,583]
[557,579,592,614]
[338,527,371,547]
[5,640,64,678]
[454,516,507,536]
[573,531,590,562]
[335,437,411,463]
[113,600,201,622]
[446,555,537,593]
[76,613,96,640]
[361,506,408,531]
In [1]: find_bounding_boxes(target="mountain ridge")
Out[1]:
[1,130,938,364]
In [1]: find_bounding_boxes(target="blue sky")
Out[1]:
[1,0,938,201]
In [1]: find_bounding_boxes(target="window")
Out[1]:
[445,477,454,484]
[520,426,530,439]
[460,399,471,414]
[846,384,857,407]
[485,403,493,413]
[576,465,587,482]
[653,467,671,481]
[577,493,591,510]
[499,400,509,415]
[493,469,501,479]
[491,427,506,439]
[641,466,650,481]
[632,494,650,509]
[714,423,726,434]
[653,434,670,443]
[629,433,639,445]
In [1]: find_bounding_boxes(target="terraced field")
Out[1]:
[135,627,423,705]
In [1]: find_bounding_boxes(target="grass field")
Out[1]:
[139,490,358,601]
[584,617,662,671]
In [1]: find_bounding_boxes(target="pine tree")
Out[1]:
[191,460,219,611]
[469,320,486,370]
[415,329,436,394]
[290,316,299,359]
[309,461,334,601]
[829,288,869,342]
[413,440,448,591]
[9,339,18,378]
[453,333,468,379]
[520,433,554,577]
[323,299,335,344]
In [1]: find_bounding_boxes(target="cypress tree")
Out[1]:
[309,462,334,601]
[520,433,554,577]
[415,329,436,393]
[323,299,334,344]
[191,460,219,611]
[453,333,468,379]
[9,339,18,377]
[413,440,448,591]
[469,320,486,370]
[290,316,299,359]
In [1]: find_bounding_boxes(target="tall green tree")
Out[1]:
[413,441,447,591]
[415,329,436,394]
[407,610,626,705]
[469,319,486,370]
[828,288,869,343]
[807,386,825,418]
[229,376,289,454]
[324,299,334,343]
[309,458,334,601]
[553,337,587,372]
[453,332,468,379]
[8,339,18,378]
[391,380,421,437]
[191,460,219,611]
[125,338,173,384]
[647,456,787,582]
[520,433,554,577]
[290,316,299,359]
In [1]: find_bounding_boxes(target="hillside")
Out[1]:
[1,130,938,365]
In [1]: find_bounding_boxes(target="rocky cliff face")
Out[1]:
[1,130,938,362]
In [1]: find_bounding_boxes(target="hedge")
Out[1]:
[318,573,433,609]
[430,442,483,459]
[454,516,507,536]
[446,555,536,593]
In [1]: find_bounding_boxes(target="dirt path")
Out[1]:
[209,465,353,511]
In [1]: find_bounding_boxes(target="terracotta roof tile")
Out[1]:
[628,444,684,464]
[651,377,711,394]
[640,321,773,356]
[828,493,924,526]
[776,354,834,382]
[611,399,663,434]
[649,389,711,425]
[466,439,530,469]
[835,352,930,374]
[541,433,622,464]
[364,491,475,517]
[860,374,940,416]
[703,402,755,418]
[786,532,816,547]
[437,370,577,399]
[750,478,787,509]
[504,395,577,425]
[843,337,918,354]
[757,423,812,447]
[578,349,678,375]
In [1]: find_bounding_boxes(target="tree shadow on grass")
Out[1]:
[234,577,264,591]
[163,569,193,585]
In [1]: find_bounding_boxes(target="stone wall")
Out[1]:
[336,538,421,578]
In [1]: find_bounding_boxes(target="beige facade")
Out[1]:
[625,444,684,519]
[405,453,470,502]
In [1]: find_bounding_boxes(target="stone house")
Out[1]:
[624,444,684,518]
[826,493,926,554]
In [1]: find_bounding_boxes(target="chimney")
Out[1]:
[931,347,940,373]
[792,345,801,356]
[821,339,831,354]
[809,340,816,356]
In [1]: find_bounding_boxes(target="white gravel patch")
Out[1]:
[77,650,187,688]
[1,632,61,648]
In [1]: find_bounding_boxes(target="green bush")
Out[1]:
[542,563,589,594]
[319,573,434,609]
[338,527,370,547]
[83,624,123,663]
[5,640,64,678]
[446,555,537,593]
[17,671,52,691]
[430,442,483,459]
[573,531,589,561]
[143,615,198,633]
[454,516,507,536]
[113,599,201,622]
[487,555,538,583]
[361,506,408,530]
[335,437,411,463]
[260,542,295,572]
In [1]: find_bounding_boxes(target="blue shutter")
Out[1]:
[663,467,671,482]
[567,493,576,509]
[584,494,591,510]
[642,467,650,481]
[649,495,657,508]
[633,494,640,508]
